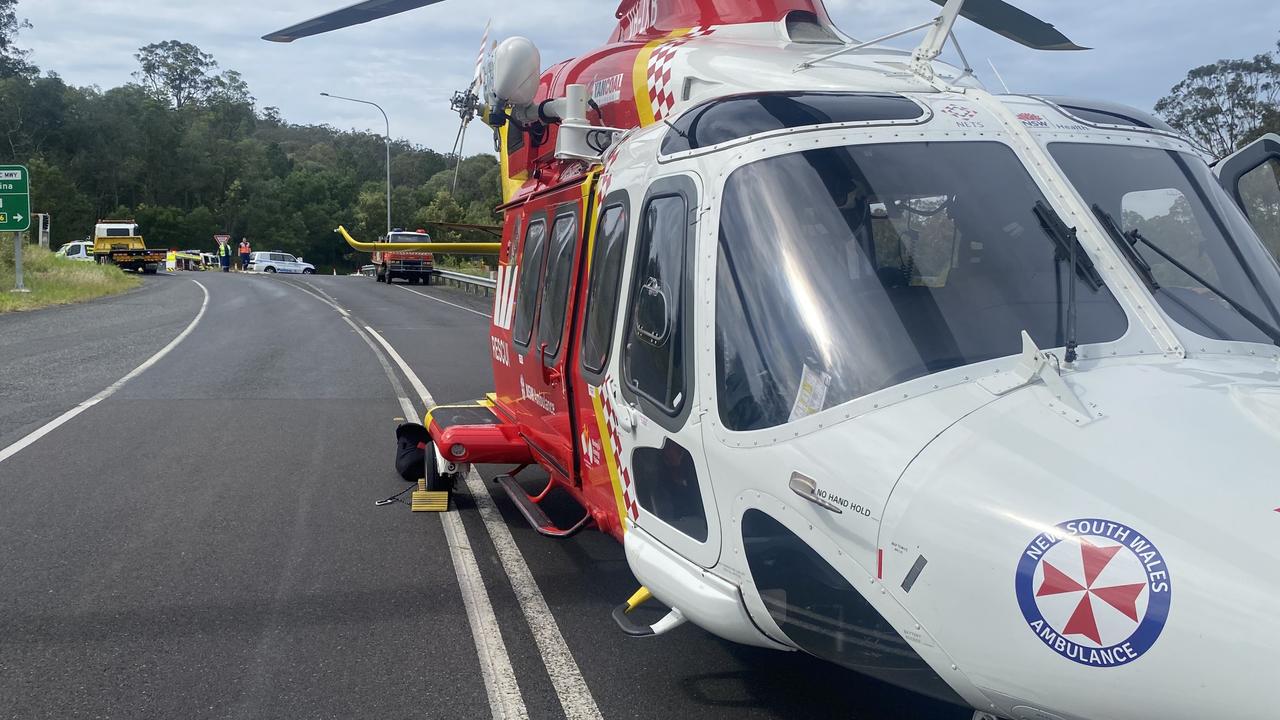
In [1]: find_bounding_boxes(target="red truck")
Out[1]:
[373,229,435,284]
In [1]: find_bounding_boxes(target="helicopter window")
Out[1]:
[1041,97,1175,133]
[715,141,1129,432]
[660,92,924,155]
[625,194,688,414]
[536,212,580,359]
[582,203,630,376]
[1238,158,1280,256]
[513,218,548,348]
[741,510,964,704]
[1051,142,1280,345]
[632,439,707,542]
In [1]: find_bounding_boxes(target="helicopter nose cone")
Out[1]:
[880,357,1280,720]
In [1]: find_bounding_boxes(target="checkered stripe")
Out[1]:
[645,26,715,122]
[599,387,640,522]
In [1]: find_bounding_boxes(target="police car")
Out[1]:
[247,251,315,274]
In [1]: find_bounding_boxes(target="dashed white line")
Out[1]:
[0,279,210,466]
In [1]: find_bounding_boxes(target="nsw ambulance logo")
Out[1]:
[1015,518,1171,667]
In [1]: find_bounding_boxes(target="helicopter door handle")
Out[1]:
[789,473,843,514]
[616,402,637,432]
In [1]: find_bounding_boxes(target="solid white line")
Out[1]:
[398,284,493,319]
[460,468,604,720]
[0,279,210,466]
[368,330,603,720]
[441,504,529,720]
[365,326,434,411]
[288,280,529,720]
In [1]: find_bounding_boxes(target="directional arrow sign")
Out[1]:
[0,165,31,233]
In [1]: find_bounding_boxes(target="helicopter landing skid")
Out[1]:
[494,474,593,538]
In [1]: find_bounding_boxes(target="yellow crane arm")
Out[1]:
[336,225,501,255]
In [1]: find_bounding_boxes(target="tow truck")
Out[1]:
[92,220,165,275]
[372,229,434,284]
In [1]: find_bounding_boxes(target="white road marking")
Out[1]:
[440,504,530,720]
[288,279,530,720]
[366,328,603,720]
[459,467,604,720]
[0,280,210,466]
[398,284,494,319]
[365,326,434,412]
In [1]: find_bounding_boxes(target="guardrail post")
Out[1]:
[11,231,30,294]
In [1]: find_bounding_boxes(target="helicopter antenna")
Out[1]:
[987,58,1012,93]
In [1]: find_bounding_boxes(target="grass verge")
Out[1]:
[0,237,142,313]
[436,255,495,278]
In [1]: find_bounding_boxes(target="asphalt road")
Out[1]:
[0,272,967,720]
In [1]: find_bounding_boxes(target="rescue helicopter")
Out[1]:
[265,1,1280,718]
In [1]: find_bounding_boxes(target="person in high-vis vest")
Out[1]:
[239,238,252,272]
[218,239,232,272]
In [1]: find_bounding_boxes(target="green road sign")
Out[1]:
[0,165,31,233]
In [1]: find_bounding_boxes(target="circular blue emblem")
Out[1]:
[1015,518,1171,667]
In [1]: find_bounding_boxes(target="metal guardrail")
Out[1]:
[432,269,497,296]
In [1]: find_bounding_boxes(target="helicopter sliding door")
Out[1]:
[503,182,589,483]
[1217,134,1280,262]
[603,174,721,568]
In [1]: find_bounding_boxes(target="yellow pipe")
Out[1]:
[336,225,501,255]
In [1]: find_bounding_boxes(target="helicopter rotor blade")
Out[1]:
[263,0,448,43]
[929,0,1088,51]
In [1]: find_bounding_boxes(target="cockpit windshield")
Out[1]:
[1050,143,1280,346]
[716,141,1129,432]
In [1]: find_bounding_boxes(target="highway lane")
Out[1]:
[299,275,967,720]
[0,273,491,719]
[0,271,966,720]
[0,276,203,452]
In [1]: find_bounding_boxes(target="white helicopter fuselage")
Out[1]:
[593,21,1280,720]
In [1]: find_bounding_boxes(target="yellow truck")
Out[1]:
[92,220,166,275]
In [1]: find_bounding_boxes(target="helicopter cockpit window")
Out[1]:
[660,92,924,155]
[1050,142,1280,346]
[716,141,1129,432]
[1238,158,1280,256]
[1040,97,1176,133]
[513,219,548,348]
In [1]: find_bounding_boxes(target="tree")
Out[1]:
[134,41,219,109]
[1155,46,1280,158]
[0,0,33,79]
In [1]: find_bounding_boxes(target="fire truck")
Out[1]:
[372,229,434,284]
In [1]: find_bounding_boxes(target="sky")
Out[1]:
[13,0,1280,156]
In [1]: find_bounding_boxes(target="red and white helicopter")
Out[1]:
[266,2,1280,718]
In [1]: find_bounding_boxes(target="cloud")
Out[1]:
[15,0,1280,154]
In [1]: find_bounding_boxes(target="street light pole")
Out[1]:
[321,92,392,239]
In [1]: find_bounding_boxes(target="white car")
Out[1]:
[248,251,315,275]
[55,241,95,262]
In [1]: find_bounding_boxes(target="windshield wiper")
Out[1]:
[1092,204,1280,347]
[1091,205,1159,291]
[1034,200,1102,363]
